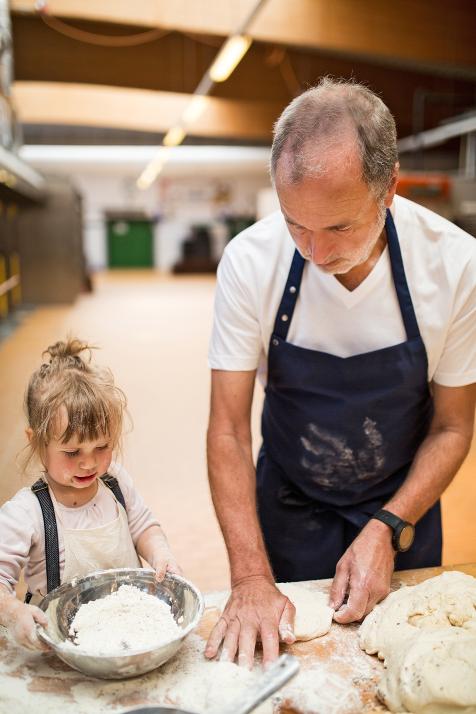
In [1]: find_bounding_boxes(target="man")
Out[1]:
[205,78,476,669]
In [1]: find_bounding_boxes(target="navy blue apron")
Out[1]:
[257,210,442,581]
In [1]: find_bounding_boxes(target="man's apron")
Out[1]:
[257,210,442,581]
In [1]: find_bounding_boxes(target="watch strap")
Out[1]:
[373,509,404,532]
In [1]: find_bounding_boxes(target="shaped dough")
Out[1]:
[218,582,334,641]
[276,582,334,641]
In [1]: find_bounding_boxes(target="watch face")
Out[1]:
[399,524,415,551]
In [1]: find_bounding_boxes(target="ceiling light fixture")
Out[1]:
[136,0,269,190]
[136,147,171,189]
[181,95,208,125]
[162,126,186,147]
[209,34,252,82]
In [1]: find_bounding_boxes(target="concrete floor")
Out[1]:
[0,270,475,595]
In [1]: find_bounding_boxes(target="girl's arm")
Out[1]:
[0,583,49,651]
[135,525,182,580]
[111,464,182,579]
[0,493,49,650]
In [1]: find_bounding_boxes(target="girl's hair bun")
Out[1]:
[43,338,93,370]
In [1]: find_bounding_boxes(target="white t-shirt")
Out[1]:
[209,195,476,387]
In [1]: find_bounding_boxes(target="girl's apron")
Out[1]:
[29,479,140,604]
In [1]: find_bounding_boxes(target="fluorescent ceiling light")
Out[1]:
[134,0,267,190]
[136,146,171,189]
[20,145,271,168]
[209,34,252,82]
[136,164,163,190]
[182,95,208,125]
[163,126,186,147]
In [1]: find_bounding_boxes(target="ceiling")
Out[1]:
[9,0,476,149]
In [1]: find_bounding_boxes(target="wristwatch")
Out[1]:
[372,509,415,552]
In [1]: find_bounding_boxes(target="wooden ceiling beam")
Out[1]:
[11,81,282,141]
[11,0,476,76]
[10,0,258,36]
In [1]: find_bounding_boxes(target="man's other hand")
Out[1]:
[329,519,395,624]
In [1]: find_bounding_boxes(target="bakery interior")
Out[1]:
[0,1,475,712]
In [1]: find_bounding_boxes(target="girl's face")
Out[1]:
[42,434,114,492]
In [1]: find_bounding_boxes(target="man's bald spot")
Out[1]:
[275,126,364,189]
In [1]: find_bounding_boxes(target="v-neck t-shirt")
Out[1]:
[208,195,476,387]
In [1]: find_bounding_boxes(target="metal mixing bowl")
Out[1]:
[37,568,204,679]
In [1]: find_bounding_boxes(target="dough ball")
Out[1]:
[276,583,334,641]
[218,582,333,642]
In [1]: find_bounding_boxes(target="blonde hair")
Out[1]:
[24,337,127,470]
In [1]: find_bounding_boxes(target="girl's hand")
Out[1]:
[151,548,183,581]
[136,525,183,582]
[11,603,50,652]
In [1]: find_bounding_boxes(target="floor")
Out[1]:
[0,270,475,596]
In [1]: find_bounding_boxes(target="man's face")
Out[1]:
[276,157,396,276]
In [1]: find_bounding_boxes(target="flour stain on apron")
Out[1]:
[300,417,385,488]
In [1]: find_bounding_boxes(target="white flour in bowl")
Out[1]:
[67,584,180,655]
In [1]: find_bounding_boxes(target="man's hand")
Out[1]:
[204,575,296,669]
[329,519,395,624]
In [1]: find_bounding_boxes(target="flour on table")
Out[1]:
[1,612,379,714]
[217,582,334,641]
[66,584,180,655]
[359,571,476,713]
[142,633,368,714]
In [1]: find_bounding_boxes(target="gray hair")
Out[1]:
[270,77,398,198]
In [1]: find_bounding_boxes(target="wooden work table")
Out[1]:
[1,563,475,714]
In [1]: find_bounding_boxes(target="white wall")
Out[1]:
[22,145,273,272]
[156,174,270,270]
[75,172,272,271]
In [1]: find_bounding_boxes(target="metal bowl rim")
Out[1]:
[37,568,205,657]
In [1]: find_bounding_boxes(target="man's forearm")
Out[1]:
[384,426,472,524]
[207,430,273,584]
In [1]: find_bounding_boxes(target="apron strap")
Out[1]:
[385,209,421,341]
[100,475,127,511]
[272,249,306,340]
[30,479,61,594]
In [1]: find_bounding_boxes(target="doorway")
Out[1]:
[107,218,154,268]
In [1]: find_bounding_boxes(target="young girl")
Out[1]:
[0,338,181,651]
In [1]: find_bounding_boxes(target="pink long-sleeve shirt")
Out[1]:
[0,462,160,596]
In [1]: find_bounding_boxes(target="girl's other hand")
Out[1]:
[11,603,50,651]
[136,525,183,582]
[153,551,183,581]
